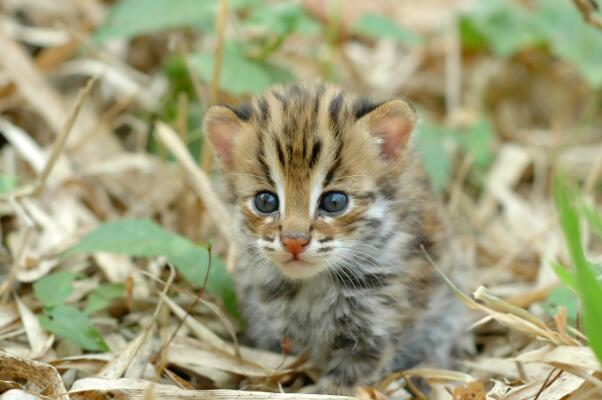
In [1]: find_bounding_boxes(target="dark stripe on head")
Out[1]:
[228,103,253,121]
[324,144,342,186]
[276,139,285,167]
[328,92,344,127]
[273,91,288,112]
[256,135,274,186]
[289,84,303,97]
[258,156,274,186]
[308,140,322,168]
[283,118,295,139]
[257,96,269,123]
[302,133,308,160]
[353,97,382,120]
[313,84,325,114]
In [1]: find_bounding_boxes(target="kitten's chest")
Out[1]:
[263,278,344,348]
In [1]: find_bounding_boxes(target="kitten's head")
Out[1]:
[204,84,418,280]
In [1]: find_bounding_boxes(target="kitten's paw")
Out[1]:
[316,377,355,396]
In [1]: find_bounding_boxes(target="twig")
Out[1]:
[97,263,176,379]
[533,369,562,400]
[159,245,216,357]
[33,76,98,196]
[210,0,229,108]
[548,362,602,393]
[572,0,602,31]
[197,296,240,357]
[0,77,98,200]
[399,371,428,400]
[154,121,235,242]
[420,245,476,308]
[202,0,230,172]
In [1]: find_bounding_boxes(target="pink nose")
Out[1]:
[281,233,310,257]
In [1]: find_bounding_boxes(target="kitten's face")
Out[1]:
[204,84,416,280]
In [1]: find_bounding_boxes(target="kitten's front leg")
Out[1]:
[317,327,393,395]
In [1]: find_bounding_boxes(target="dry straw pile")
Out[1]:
[0,0,601,399]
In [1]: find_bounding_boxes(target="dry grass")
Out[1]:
[1,0,601,399]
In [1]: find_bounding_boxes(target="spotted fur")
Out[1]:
[204,83,470,394]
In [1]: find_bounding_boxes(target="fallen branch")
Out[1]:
[154,121,235,242]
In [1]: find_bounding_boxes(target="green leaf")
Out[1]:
[246,2,319,36]
[554,174,602,365]
[84,283,124,315]
[94,0,216,43]
[39,305,109,351]
[33,271,78,308]
[69,218,172,257]
[543,286,578,324]
[351,13,421,45]
[550,261,577,292]
[459,0,544,57]
[188,42,293,95]
[554,176,588,276]
[0,175,18,193]
[416,123,452,192]
[455,118,494,168]
[535,0,602,87]
[68,219,238,318]
[582,202,602,243]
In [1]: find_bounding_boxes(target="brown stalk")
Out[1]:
[158,245,216,358]
[201,0,230,172]
[33,76,98,196]
[0,77,97,200]
[154,121,235,241]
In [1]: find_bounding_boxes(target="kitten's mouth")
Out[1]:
[278,257,321,279]
[284,256,307,264]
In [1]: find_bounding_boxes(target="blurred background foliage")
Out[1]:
[88,0,602,194]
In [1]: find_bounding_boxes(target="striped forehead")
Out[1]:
[230,83,380,208]
[264,87,332,213]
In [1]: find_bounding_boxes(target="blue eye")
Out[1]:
[254,192,279,214]
[319,191,348,214]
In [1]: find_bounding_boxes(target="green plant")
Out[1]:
[33,271,109,351]
[67,218,238,318]
[416,117,495,193]
[553,174,602,365]
[351,12,421,45]
[459,0,602,87]
[0,174,18,193]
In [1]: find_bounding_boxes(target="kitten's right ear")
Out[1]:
[355,98,417,162]
[203,105,244,168]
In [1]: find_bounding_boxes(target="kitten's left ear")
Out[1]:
[356,99,417,161]
[203,105,246,169]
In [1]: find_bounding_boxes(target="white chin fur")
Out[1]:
[275,259,324,279]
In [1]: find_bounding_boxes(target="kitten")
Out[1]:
[203,83,470,394]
